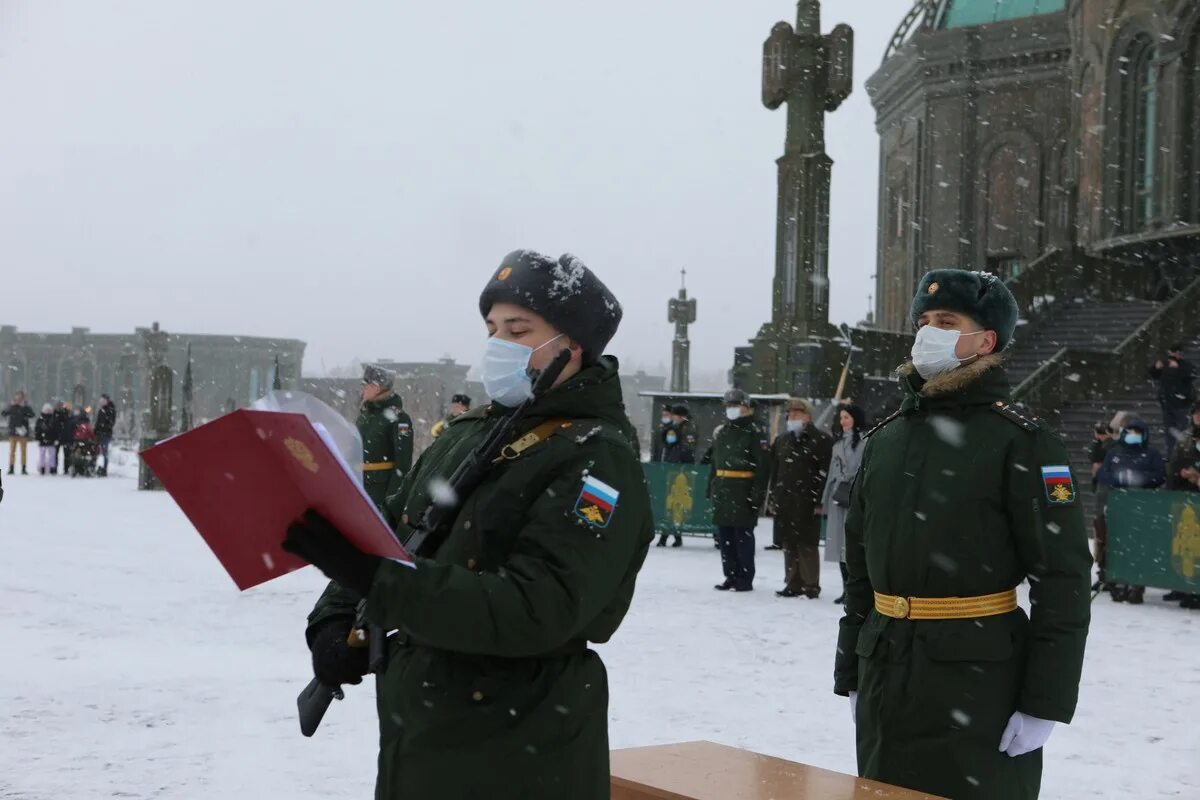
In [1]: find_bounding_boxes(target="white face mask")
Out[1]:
[786,419,805,433]
[724,407,742,421]
[911,326,984,380]
[480,334,565,407]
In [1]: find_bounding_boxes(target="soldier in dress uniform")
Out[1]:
[432,394,471,439]
[357,364,413,522]
[703,389,771,592]
[834,269,1091,800]
[285,249,652,800]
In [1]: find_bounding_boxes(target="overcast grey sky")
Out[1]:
[0,1,909,381]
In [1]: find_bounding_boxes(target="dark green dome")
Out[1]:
[936,0,1066,29]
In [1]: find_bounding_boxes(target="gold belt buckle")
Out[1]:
[893,596,910,619]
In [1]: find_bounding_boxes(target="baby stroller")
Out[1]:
[70,421,101,477]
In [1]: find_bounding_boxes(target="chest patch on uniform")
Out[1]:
[574,475,619,528]
[1041,465,1075,505]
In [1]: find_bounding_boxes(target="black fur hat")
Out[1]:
[361,364,395,390]
[909,269,1019,352]
[479,250,622,365]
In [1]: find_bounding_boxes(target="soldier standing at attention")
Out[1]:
[834,269,1091,800]
[703,389,770,592]
[357,365,413,522]
[431,393,471,439]
[284,250,652,800]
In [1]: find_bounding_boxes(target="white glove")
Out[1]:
[849,691,858,725]
[998,711,1055,757]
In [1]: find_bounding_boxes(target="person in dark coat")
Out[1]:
[1149,344,1196,445]
[94,394,117,476]
[662,405,696,464]
[52,402,72,475]
[34,404,57,475]
[357,365,414,523]
[1095,419,1166,604]
[1088,423,1113,483]
[655,405,698,548]
[286,249,652,800]
[1165,403,1200,491]
[431,393,471,439]
[3,390,36,475]
[836,269,1091,800]
[1164,403,1200,608]
[702,389,771,592]
[769,398,833,598]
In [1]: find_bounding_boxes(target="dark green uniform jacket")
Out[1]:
[356,392,413,519]
[703,415,771,527]
[769,425,833,547]
[310,357,653,800]
[833,355,1091,800]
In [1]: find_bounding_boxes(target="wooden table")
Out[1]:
[611,741,946,800]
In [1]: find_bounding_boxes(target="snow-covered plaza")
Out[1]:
[1,460,1197,799]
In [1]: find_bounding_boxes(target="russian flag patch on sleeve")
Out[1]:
[1041,465,1075,505]
[574,475,620,528]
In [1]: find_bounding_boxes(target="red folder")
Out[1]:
[141,409,412,590]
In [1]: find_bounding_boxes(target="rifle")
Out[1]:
[297,347,573,737]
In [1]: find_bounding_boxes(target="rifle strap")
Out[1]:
[493,418,574,464]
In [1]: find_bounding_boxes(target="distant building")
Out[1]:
[870,0,1200,331]
[0,323,303,438]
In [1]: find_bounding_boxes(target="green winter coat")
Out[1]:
[833,356,1092,800]
[356,392,413,518]
[768,425,833,547]
[702,414,771,528]
[310,357,653,800]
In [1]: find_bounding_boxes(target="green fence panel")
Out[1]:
[1107,489,1200,591]
[643,463,717,536]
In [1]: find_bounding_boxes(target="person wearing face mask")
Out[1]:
[1095,420,1166,604]
[656,404,675,461]
[834,269,1091,800]
[356,364,413,523]
[767,398,833,598]
[656,405,696,548]
[663,405,696,465]
[284,249,652,800]
[701,389,771,591]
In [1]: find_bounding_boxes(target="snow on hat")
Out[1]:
[910,269,1019,352]
[362,364,395,390]
[479,250,622,365]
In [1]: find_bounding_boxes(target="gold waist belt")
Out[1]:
[715,469,755,479]
[362,461,395,472]
[873,588,1018,620]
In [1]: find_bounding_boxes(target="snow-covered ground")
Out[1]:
[2,463,1198,799]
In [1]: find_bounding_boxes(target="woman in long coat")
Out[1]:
[822,404,867,603]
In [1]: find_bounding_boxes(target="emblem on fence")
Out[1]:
[666,471,694,526]
[1171,504,1200,582]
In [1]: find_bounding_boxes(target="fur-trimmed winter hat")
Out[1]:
[723,389,749,406]
[479,250,622,365]
[362,364,395,390]
[909,269,1019,352]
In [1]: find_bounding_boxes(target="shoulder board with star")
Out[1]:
[989,401,1041,432]
[863,409,903,440]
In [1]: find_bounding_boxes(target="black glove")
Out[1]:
[308,617,369,686]
[282,509,382,597]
